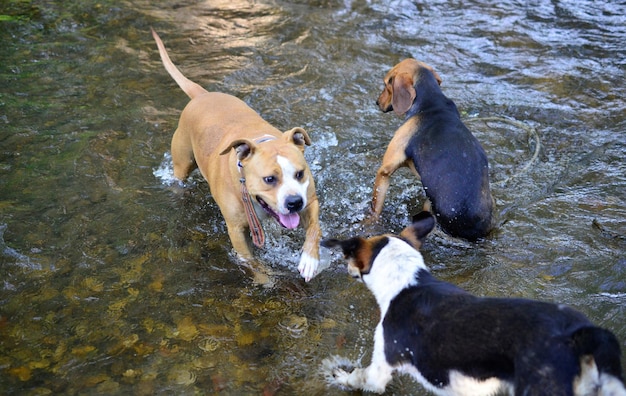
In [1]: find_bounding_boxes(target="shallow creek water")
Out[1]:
[1,0,625,394]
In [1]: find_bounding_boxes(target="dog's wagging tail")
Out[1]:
[151,29,322,282]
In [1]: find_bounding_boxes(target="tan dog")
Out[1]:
[152,29,321,282]
[370,59,494,241]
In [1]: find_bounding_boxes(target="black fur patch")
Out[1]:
[363,237,389,275]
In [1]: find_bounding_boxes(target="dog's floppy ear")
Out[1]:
[220,139,256,161]
[400,211,435,249]
[321,237,363,259]
[391,73,416,116]
[283,127,311,151]
[431,69,442,86]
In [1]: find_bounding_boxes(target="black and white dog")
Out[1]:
[321,212,625,396]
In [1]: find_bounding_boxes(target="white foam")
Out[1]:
[599,292,626,299]
[153,152,180,186]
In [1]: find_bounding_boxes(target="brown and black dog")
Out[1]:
[152,30,322,282]
[370,59,494,241]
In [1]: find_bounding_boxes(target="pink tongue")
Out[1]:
[278,212,300,229]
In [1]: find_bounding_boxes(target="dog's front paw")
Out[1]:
[331,367,353,386]
[298,252,319,282]
[320,355,357,389]
[240,259,275,288]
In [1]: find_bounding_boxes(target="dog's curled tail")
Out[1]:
[572,327,626,395]
[151,28,208,99]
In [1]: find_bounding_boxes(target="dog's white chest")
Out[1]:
[399,364,512,396]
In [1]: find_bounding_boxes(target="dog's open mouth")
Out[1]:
[256,197,300,229]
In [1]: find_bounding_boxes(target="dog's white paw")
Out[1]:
[332,367,352,386]
[298,252,319,282]
[320,355,357,389]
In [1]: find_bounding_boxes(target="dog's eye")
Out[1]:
[387,77,393,85]
[264,176,277,185]
[295,170,304,181]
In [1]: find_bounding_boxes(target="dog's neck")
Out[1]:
[405,71,446,120]
[362,237,429,315]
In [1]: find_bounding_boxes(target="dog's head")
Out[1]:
[220,127,314,229]
[376,59,443,116]
[322,211,435,282]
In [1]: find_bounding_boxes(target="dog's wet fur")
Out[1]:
[370,59,494,241]
[322,212,625,395]
[152,29,322,282]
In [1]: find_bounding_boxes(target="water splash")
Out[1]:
[153,152,180,186]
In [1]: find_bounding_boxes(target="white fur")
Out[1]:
[276,155,318,281]
[361,237,427,314]
[446,371,512,396]
[298,251,319,283]
[325,237,426,393]
[597,374,626,396]
[320,355,356,384]
[575,356,626,396]
[328,237,514,395]
[276,155,309,215]
[576,356,601,396]
[324,237,626,396]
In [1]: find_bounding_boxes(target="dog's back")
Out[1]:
[322,213,625,395]
[372,59,494,241]
[384,275,625,395]
[405,98,493,241]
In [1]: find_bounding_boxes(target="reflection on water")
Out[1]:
[1,0,625,394]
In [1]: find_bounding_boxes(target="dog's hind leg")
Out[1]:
[171,128,197,180]
[572,327,626,396]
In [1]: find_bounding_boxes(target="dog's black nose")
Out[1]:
[285,195,304,213]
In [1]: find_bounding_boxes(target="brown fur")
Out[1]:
[152,29,322,281]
